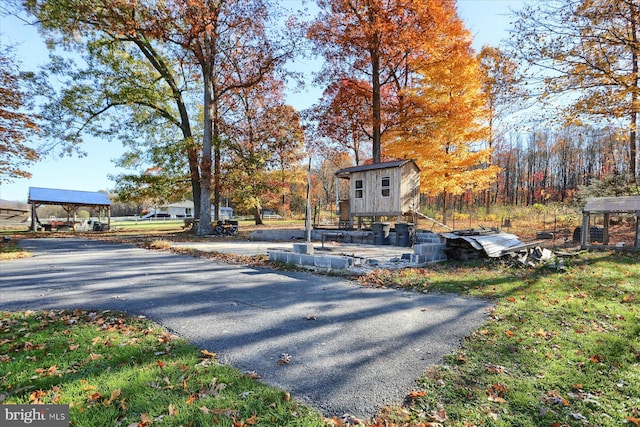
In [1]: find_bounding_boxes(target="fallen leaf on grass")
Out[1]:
[430,408,448,423]
[407,390,426,399]
[627,416,640,426]
[29,390,45,404]
[487,383,507,403]
[543,390,570,407]
[34,365,58,377]
[244,370,261,379]
[487,394,506,403]
[200,377,226,398]
[103,389,121,407]
[621,294,636,303]
[486,364,505,374]
[211,407,238,417]
[168,403,178,417]
[201,349,217,358]
[87,392,102,402]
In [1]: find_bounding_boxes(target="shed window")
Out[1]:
[355,179,364,199]
[381,177,390,197]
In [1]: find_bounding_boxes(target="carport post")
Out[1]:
[581,212,590,249]
[603,212,610,245]
[30,203,36,232]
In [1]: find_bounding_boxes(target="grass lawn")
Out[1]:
[2,230,639,426]
[0,310,325,427]
[362,251,640,426]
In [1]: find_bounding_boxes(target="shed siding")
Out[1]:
[349,163,419,216]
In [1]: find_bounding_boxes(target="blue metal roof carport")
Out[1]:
[28,187,111,232]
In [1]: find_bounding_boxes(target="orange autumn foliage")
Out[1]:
[386,9,499,198]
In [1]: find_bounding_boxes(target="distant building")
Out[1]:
[150,201,233,220]
[0,199,30,228]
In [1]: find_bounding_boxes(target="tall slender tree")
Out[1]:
[511,0,640,185]
[478,45,528,211]
[137,0,297,234]
[223,76,304,224]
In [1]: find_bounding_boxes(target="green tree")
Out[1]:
[135,0,297,234]
[22,0,203,217]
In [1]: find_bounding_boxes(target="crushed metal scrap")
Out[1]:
[442,228,525,260]
[442,228,568,267]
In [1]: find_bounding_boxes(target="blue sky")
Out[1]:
[0,0,524,202]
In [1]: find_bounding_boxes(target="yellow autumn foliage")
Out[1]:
[386,19,498,197]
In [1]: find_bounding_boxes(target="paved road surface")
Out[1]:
[0,238,490,419]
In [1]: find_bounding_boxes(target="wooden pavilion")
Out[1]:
[28,187,112,231]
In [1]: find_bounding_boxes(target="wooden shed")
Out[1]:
[335,160,420,228]
[581,195,640,250]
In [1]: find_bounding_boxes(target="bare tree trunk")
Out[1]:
[197,66,214,236]
[441,190,448,226]
[631,14,638,185]
[371,36,381,164]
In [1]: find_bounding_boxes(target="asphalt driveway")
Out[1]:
[0,238,490,419]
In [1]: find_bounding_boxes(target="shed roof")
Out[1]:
[28,187,111,207]
[335,159,419,178]
[583,195,640,213]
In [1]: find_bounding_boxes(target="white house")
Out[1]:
[165,201,233,220]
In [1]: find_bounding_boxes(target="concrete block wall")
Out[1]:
[268,250,353,271]
[412,242,447,263]
[415,231,443,244]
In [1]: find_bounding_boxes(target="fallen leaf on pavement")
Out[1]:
[277,353,292,365]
